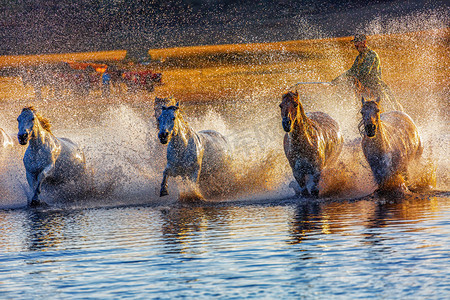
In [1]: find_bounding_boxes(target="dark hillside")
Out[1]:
[0,0,447,55]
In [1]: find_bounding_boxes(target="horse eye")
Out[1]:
[293,102,298,107]
[171,117,175,121]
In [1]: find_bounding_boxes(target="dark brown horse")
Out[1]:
[280,91,344,197]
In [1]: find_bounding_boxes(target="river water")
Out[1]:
[1,192,449,299]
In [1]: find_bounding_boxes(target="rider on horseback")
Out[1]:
[331,33,402,111]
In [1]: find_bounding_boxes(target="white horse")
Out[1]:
[157,102,231,200]
[360,98,423,194]
[17,106,87,207]
[280,91,344,197]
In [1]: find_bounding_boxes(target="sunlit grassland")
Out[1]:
[0,28,448,106]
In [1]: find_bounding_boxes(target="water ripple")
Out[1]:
[0,195,449,299]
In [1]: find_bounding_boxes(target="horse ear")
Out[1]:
[175,102,180,109]
[375,97,381,104]
[361,97,366,105]
[161,105,167,110]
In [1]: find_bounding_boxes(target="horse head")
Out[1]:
[280,91,301,132]
[17,108,38,145]
[360,97,381,138]
[17,107,51,145]
[158,102,180,144]
[154,96,177,129]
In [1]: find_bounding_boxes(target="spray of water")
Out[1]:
[0,10,447,208]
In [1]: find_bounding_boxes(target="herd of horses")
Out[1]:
[1,90,425,207]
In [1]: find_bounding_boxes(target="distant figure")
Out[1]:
[87,66,100,94]
[102,69,111,97]
[82,66,95,95]
[331,33,402,111]
[108,65,124,95]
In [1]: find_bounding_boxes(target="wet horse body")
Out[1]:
[17,107,87,206]
[157,102,231,199]
[280,91,343,197]
[360,99,422,193]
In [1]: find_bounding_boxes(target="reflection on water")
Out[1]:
[0,193,448,298]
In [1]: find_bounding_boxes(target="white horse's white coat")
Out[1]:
[360,98,423,193]
[17,107,87,206]
[157,102,231,199]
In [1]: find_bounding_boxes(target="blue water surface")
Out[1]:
[1,194,449,299]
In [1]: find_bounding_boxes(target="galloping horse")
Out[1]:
[157,101,231,199]
[280,91,344,197]
[360,98,422,193]
[17,107,87,207]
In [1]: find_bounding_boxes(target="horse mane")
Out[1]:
[283,90,314,134]
[22,106,52,133]
[173,106,190,129]
[357,119,365,137]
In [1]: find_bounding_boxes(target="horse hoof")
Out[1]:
[289,181,302,195]
[160,189,169,197]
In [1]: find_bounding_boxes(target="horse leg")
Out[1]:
[307,170,321,198]
[187,166,201,192]
[185,166,204,201]
[160,169,169,197]
[26,172,41,207]
[293,160,308,197]
[30,164,54,206]
[294,159,320,197]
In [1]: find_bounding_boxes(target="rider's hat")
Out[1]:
[351,34,367,42]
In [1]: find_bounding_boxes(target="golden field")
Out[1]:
[0,28,448,111]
